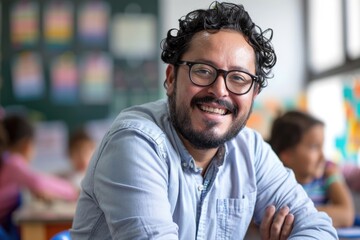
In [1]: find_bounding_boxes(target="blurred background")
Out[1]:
[0,0,359,173]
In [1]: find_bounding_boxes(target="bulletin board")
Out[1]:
[0,0,160,131]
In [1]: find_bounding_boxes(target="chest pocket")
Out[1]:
[216,191,256,240]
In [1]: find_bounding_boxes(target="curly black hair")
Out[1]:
[161,1,276,92]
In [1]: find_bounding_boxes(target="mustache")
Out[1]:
[190,96,238,116]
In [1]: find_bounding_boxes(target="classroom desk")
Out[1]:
[337,226,360,240]
[13,201,76,240]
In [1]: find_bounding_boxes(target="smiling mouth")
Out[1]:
[198,104,229,115]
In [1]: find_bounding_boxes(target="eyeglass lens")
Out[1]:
[189,63,254,95]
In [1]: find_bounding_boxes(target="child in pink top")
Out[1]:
[0,114,78,239]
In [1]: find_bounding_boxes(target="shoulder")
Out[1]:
[2,152,27,168]
[227,127,267,152]
[107,99,169,142]
[323,160,343,189]
[233,127,263,143]
[324,160,341,177]
[225,127,274,167]
[91,100,173,168]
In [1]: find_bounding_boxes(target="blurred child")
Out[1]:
[0,114,78,239]
[66,127,95,189]
[268,110,355,228]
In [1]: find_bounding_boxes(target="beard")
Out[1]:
[168,83,254,150]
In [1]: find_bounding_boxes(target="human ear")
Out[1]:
[165,64,176,96]
[252,83,260,99]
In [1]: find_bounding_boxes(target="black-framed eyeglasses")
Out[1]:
[177,60,258,95]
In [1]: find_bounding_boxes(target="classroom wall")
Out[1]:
[1,0,305,123]
[0,0,160,131]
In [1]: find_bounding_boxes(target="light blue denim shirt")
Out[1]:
[71,99,338,240]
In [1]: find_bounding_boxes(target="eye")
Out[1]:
[229,73,245,81]
[192,64,215,79]
[227,72,251,85]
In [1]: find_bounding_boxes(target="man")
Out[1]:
[71,2,338,239]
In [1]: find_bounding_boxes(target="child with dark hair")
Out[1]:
[0,114,78,240]
[67,127,95,189]
[268,110,355,228]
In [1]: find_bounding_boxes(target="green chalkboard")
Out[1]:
[0,0,160,132]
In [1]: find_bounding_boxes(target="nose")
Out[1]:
[207,74,229,97]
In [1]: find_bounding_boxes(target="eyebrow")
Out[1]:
[191,58,252,73]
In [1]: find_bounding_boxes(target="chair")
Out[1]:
[50,230,71,240]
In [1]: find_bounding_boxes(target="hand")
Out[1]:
[259,205,294,240]
[32,191,55,203]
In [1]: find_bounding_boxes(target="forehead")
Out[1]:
[301,125,324,142]
[183,29,256,69]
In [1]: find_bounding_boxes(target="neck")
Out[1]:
[180,136,218,171]
[297,175,314,185]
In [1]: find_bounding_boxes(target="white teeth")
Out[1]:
[200,105,226,115]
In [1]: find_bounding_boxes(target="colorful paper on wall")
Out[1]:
[335,76,360,164]
[44,0,73,49]
[80,52,113,104]
[12,52,44,99]
[50,52,78,104]
[78,1,109,46]
[32,121,69,173]
[110,14,156,59]
[11,1,39,48]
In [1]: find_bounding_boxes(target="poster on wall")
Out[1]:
[50,52,78,104]
[80,52,113,104]
[10,1,39,48]
[307,74,360,166]
[11,51,44,100]
[110,13,156,59]
[44,0,73,49]
[32,121,69,173]
[335,76,360,165]
[78,1,109,46]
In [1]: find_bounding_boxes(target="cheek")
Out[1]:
[175,82,201,103]
[305,157,322,174]
[233,94,255,114]
[291,151,309,170]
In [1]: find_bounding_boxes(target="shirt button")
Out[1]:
[198,185,204,191]
[182,162,187,167]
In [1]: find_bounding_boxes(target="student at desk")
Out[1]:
[0,114,78,240]
[66,127,96,189]
[268,110,355,228]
